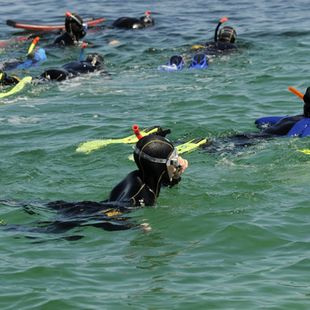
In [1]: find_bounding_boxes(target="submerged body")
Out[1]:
[40,53,105,82]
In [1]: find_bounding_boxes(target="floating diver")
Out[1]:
[112,11,154,29]
[191,17,237,55]
[0,36,47,71]
[2,126,188,234]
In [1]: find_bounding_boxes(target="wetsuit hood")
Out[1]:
[218,26,237,43]
[133,134,180,196]
[65,13,86,41]
[303,87,310,117]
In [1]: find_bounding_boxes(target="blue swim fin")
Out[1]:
[189,53,208,69]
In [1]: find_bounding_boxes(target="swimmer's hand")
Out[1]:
[178,156,188,173]
[171,156,188,181]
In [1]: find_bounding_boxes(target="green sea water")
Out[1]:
[1,0,310,309]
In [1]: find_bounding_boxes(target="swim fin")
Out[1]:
[76,126,160,154]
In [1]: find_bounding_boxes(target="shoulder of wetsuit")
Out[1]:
[62,61,95,74]
[54,32,74,46]
[109,170,156,206]
[109,170,143,203]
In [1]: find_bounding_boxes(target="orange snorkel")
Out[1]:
[214,16,228,42]
[288,86,304,101]
[132,124,143,140]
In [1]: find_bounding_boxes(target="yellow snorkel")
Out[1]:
[27,36,40,58]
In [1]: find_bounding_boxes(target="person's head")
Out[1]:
[134,133,183,192]
[218,26,237,43]
[85,53,104,69]
[140,11,154,26]
[65,12,87,40]
[303,87,310,117]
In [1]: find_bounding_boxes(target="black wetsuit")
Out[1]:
[3,166,163,235]
[108,170,157,206]
[53,32,77,46]
[205,41,237,55]
[39,59,103,82]
[112,16,154,29]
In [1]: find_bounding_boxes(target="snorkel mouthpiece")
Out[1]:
[132,124,143,140]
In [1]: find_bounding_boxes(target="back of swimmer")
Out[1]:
[256,87,310,137]
[112,11,154,29]
[39,53,104,82]
[54,12,87,46]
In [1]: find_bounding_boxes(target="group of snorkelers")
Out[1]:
[0,12,107,85]
[0,12,237,85]
[159,16,237,71]
[1,11,310,234]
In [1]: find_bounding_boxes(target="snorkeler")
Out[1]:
[0,52,104,86]
[0,36,47,72]
[39,52,104,82]
[112,11,154,29]
[203,17,237,55]
[108,126,188,206]
[201,87,310,155]
[3,127,188,234]
[54,12,87,46]
[255,87,310,137]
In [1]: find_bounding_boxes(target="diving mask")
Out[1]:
[134,146,182,181]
